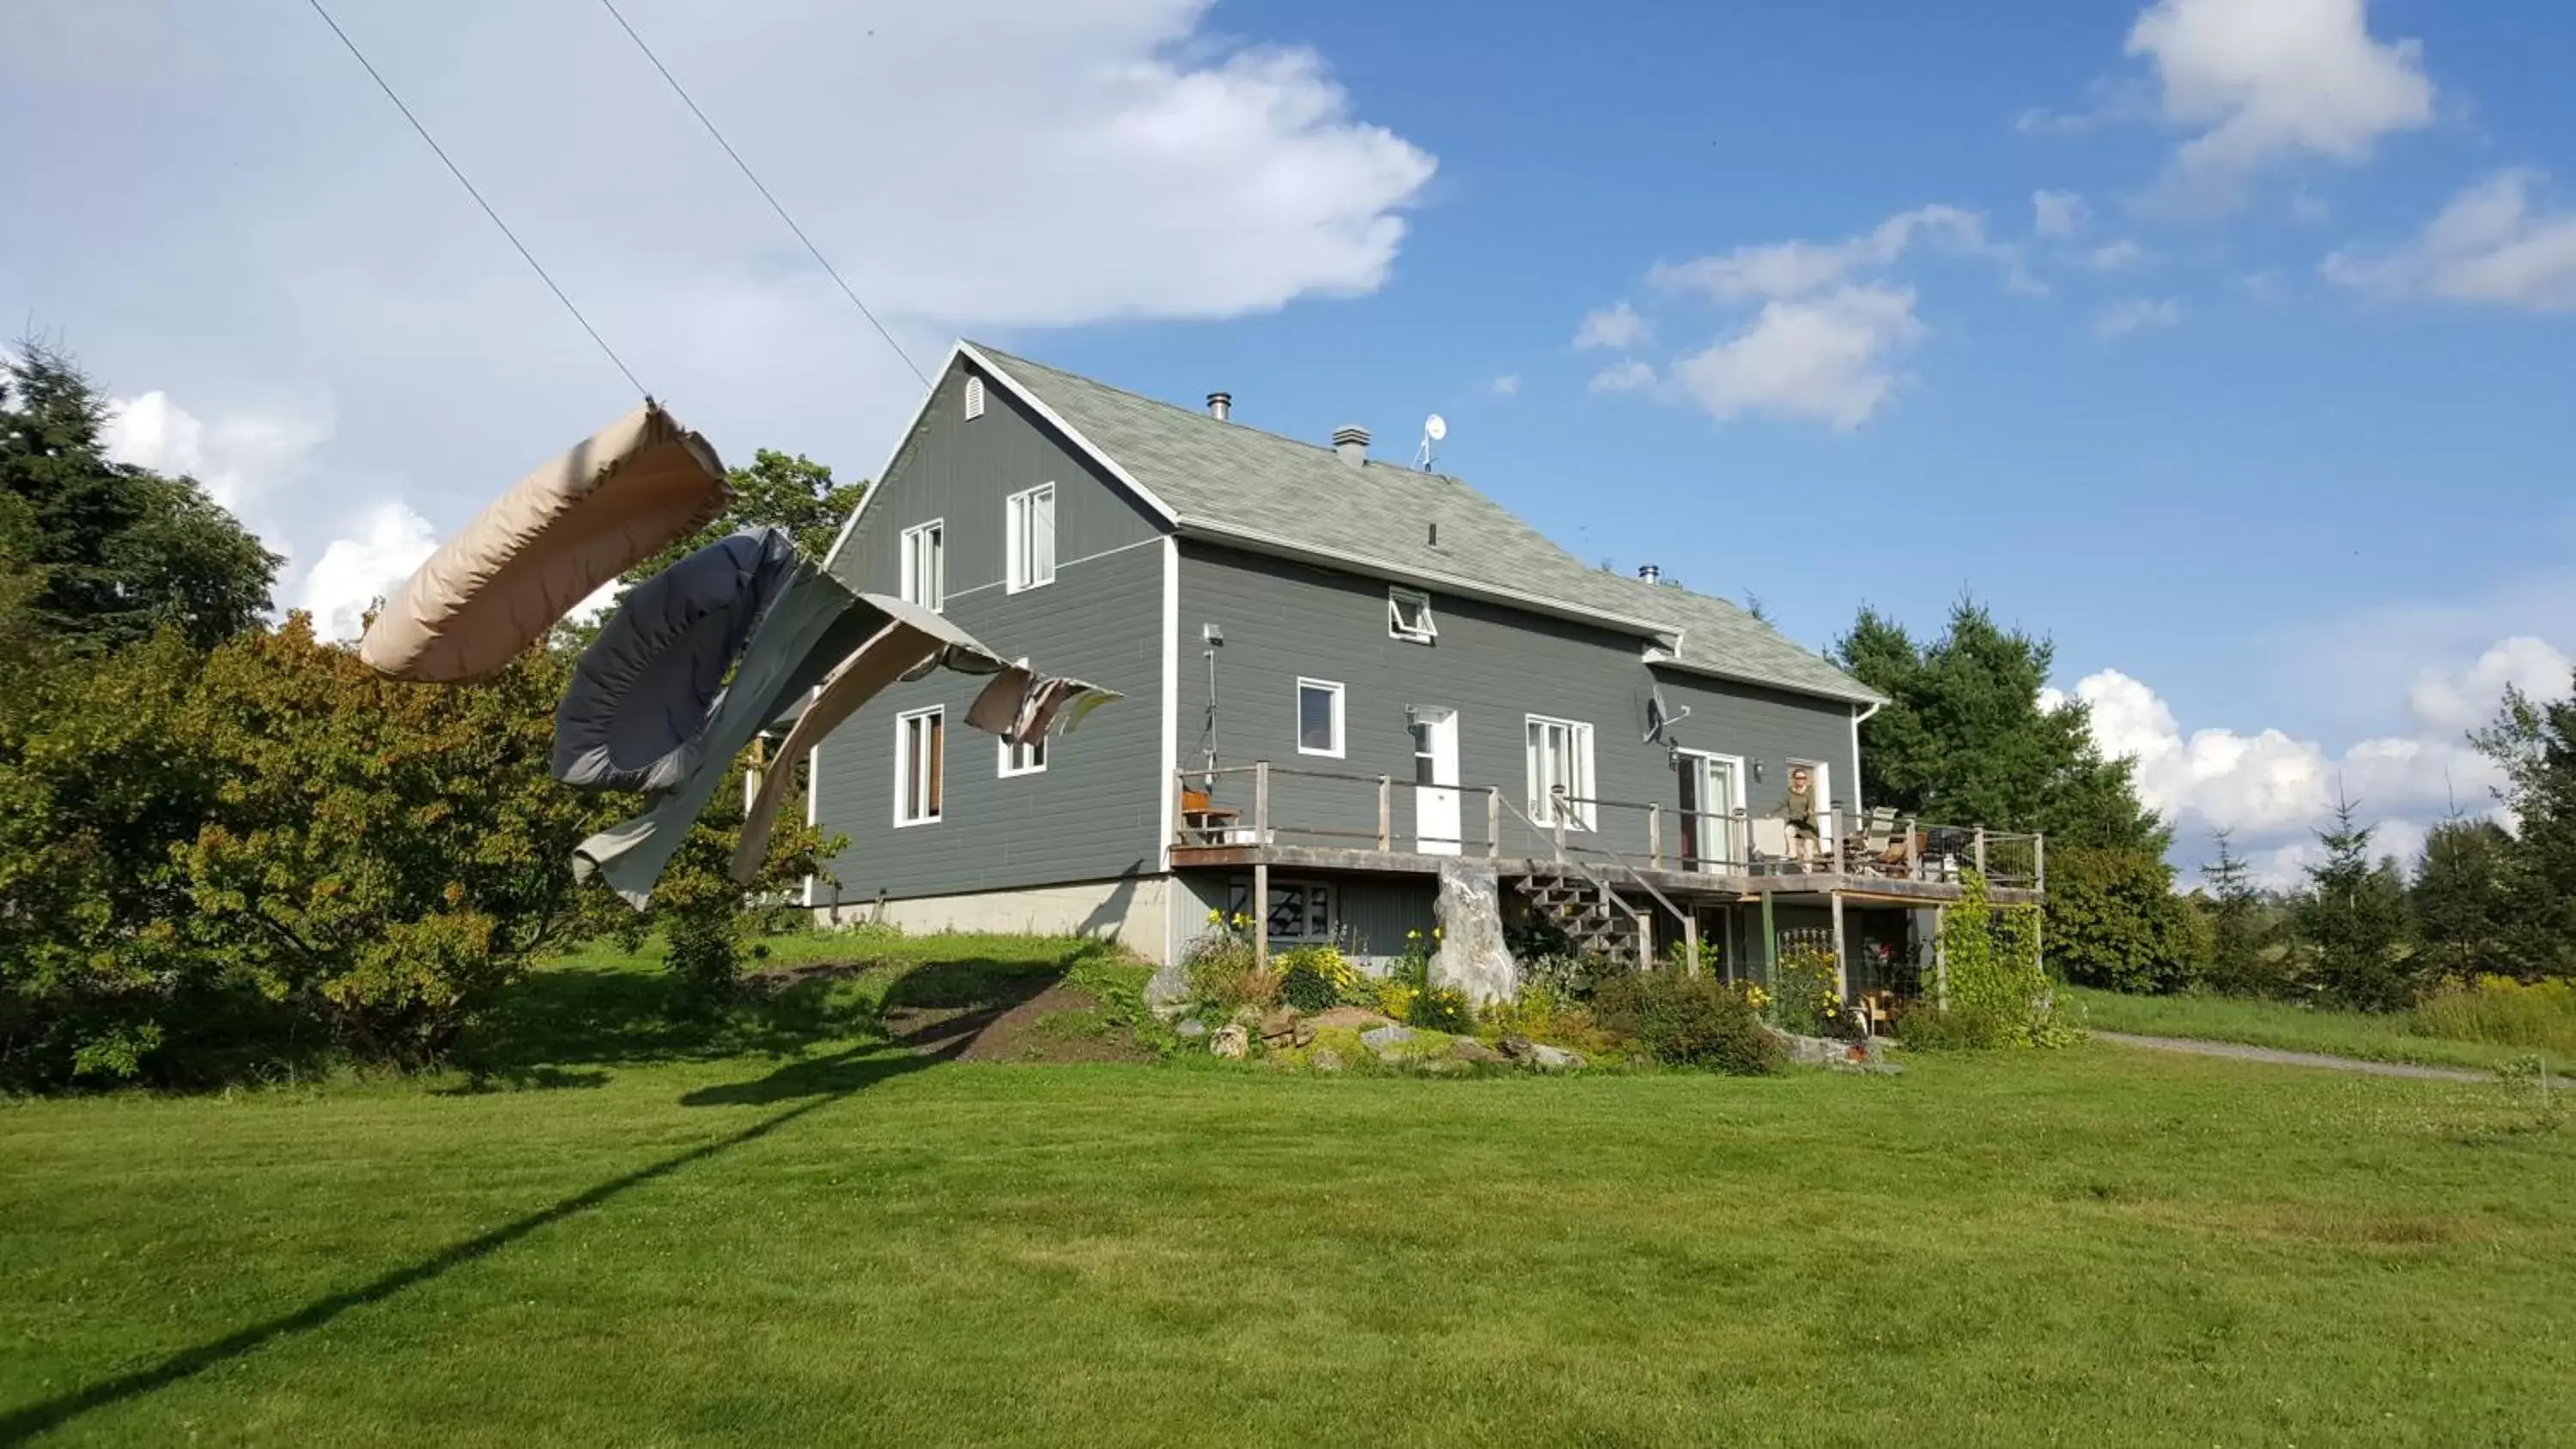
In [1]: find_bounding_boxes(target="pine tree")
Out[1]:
[2293,789,2414,1010]
[2472,680,2576,979]
[2201,828,2276,996]
[2411,815,2514,983]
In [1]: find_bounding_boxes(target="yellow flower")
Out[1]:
[1431,926,1443,940]
[1206,909,1222,925]
[1406,929,1421,940]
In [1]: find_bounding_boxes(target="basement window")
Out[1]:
[1228,879,1335,943]
[1388,587,1437,644]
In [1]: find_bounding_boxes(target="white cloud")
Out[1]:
[1649,204,2001,302]
[2051,639,2573,887]
[2128,0,2433,208]
[296,500,437,642]
[1572,302,1649,351]
[1587,360,1658,396]
[2093,297,2182,337]
[1668,286,1924,430]
[0,0,1436,607]
[101,391,330,513]
[2078,239,2154,271]
[2323,168,2576,312]
[2032,189,2087,237]
[1488,373,1521,398]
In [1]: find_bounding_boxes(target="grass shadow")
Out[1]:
[0,1051,928,1443]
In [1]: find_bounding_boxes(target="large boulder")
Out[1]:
[1431,860,1516,1007]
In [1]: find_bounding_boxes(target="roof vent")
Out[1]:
[1333,425,1370,467]
[1637,564,1662,584]
[1206,391,1231,421]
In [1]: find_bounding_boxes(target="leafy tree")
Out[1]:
[2199,828,2281,995]
[2048,843,2209,994]
[2293,791,2415,1009]
[2410,816,2516,983]
[1,344,280,651]
[2473,677,2576,979]
[1833,601,2166,852]
[622,448,865,585]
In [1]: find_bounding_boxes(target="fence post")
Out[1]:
[1376,774,1392,852]
[1648,803,1662,870]
[1972,825,1988,878]
[1486,788,1502,859]
[1252,761,1273,973]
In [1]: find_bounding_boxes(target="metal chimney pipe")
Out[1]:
[1206,391,1231,421]
[1332,425,1370,467]
[1637,564,1662,583]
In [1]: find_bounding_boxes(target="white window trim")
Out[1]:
[1388,586,1437,643]
[998,732,1048,779]
[899,518,945,612]
[1005,483,1057,595]
[1675,748,1747,865]
[894,706,944,828]
[963,374,986,421]
[1525,713,1597,833]
[1296,677,1346,758]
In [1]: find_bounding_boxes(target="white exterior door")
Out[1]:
[1413,709,1461,855]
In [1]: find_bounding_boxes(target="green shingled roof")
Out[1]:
[969,343,1881,706]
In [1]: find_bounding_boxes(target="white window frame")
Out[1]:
[1296,677,1346,758]
[1388,587,1437,644]
[1228,878,1334,944]
[899,518,945,612]
[1005,483,1057,594]
[998,732,1048,778]
[894,706,945,827]
[1526,713,1597,832]
[1676,748,1747,867]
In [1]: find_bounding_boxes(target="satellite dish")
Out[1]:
[1424,414,1448,442]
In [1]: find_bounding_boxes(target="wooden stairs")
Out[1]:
[1512,868,1643,964]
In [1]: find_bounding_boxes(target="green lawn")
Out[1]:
[5,941,2573,1447]
[2066,985,2575,1074]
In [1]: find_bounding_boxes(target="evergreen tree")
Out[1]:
[2410,816,2515,983]
[2200,828,2278,996]
[1,344,280,650]
[2472,678,2576,979]
[2293,790,2415,1009]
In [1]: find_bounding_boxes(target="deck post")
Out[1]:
[1170,767,1186,847]
[1376,774,1392,852]
[1648,803,1662,870]
[1681,911,1700,977]
[1905,816,1919,880]
[1253,762,1272,971]
[1933,905,1949,1009]
[2033,832,2046,893]
[1486,788,1501,859]
[1759,888,1777,987]
[1972,825,1988,878]
[1829,889,1850,1000]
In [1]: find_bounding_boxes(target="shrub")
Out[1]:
[1182,925,1277,1012]
[1406,985,1475,1034]
[1279,944,1359,1012]
[2412,975,2576,1053]
[1591,969,1779,1074]
[1373,979,1419,1022]
[1769,945,1850,1039]
[1906,872,2081,1050]
[1516,949,1610,1000]
[2048,842,2209,995]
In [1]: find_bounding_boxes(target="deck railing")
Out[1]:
[1172,762,2044,893]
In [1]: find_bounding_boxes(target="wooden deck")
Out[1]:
[1169,840,2042,907]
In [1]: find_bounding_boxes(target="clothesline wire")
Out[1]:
[301,0,647,397]
[594,0,930,389]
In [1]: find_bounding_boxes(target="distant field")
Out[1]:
[2066,985,2574,1074]
[4,942,2571,1447]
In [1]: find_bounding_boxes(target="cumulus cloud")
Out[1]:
[1,0,1436,604]
[1587,360,1657,396]
[2323,168,2576,312]
[101,391,330,513]
[1668,286,1925,430]
[1649,205,2008,302]
[1572,302,1649,351]
[2050,638,2573,886]
[1487,373,1521,398]
[2094,297,2181,337]
[2127,0,2433,209]
[296,500,438,642]
[2032,189,2087,238]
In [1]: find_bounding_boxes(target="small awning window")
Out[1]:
[1388,587,1437,643]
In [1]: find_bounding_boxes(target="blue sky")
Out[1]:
[4,0,2570,878]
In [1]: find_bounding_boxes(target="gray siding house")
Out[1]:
[807,343,2042,1000]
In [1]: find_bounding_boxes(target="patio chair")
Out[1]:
[1179,786,1240,845]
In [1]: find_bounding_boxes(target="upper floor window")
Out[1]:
[1006,484,1056,593]
[900,519,944,611]
[999,733,1048,778]
[1526,714,1595,831]
[1297,678,1345,758]
[963,375,987,421]
[1388,587,1437,643]
[896,706,945,826]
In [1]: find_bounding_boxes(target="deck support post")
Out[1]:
[1253,761,1272,972]
[1486,789,1502,859]
[1376,775,1392,852]
[1972,826,1988,879]
[2033,832,2046,893]
[1933,905,1949,1010]
[1759,888,1777,987]
[1648,803,1662,870]
[1905,817,1919,880]
[1681,910,1700,977]
[1829,889,1850,1001]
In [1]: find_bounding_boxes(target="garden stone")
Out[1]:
[1452,1038,1506,1064]
[1529,1044,1585,1070]
[1359,1024,1414,1059]
[1210,1023,1249,1060]
[1174,1018,1208,1040]
[1430,860,1515,1008]
[1259,1007,1301,1044]
[1311,1049,1345,1074]
[1496,1035,1536,1061]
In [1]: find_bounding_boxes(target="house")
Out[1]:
[804,343,2044,1003]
